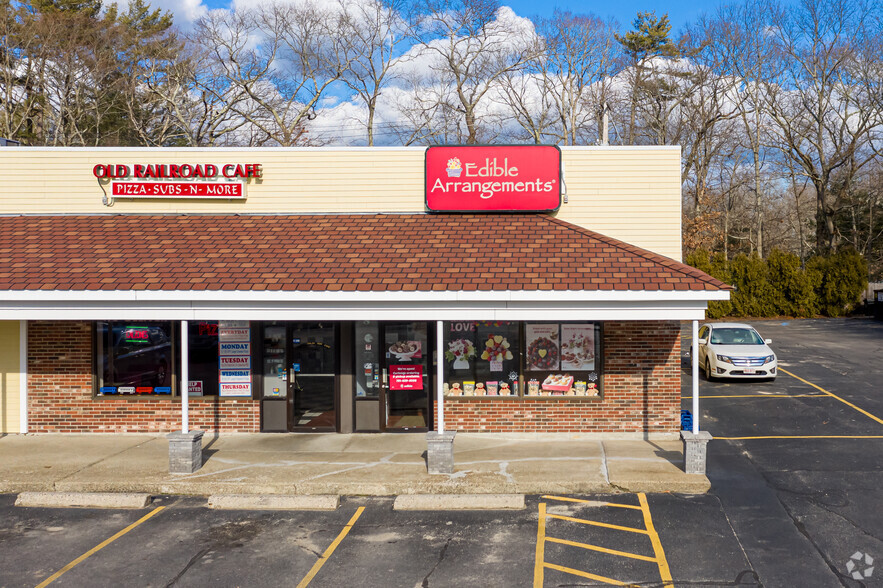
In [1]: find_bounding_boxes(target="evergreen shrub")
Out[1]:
[684,248,867,318]
[806,248,868,317]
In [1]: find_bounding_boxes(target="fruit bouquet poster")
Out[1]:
[526,324,560,371]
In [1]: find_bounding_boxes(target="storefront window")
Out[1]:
[188,321,220,396]
[442,321,602,398]
[524,322,600,397]
[354,321,381,398]
[444,321,520,396]
[96,321,176,396]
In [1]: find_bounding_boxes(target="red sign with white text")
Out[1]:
[112,182,244,198]
[425,145,561,212]
[389,365,424,390]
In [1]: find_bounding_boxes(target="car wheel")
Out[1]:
[704,358,714,381]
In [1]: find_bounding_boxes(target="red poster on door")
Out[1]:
[389,365,424,390]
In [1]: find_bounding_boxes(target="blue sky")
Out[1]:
[496,0,717,32]
[188,0,720,32]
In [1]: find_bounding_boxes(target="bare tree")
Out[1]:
[501,11,618,145]
[412,0,541,144]
[191,2,354,146]
[338,0,414,146]
[495,55,556,143]
[764,0,879,254]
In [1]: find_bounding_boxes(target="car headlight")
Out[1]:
[716,354,734,364]
[763,355,776,364]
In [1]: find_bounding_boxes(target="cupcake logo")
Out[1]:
[446,157,462,177]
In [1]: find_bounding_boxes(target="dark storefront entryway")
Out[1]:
[354,321,433,432]
[260,321,432,433]
[260,322,337,432]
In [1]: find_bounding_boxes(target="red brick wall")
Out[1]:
[27,321,259,433]
[27,320,680,434]
[435,321,681,433]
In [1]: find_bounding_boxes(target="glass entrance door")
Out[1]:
[382,322,430,430]
[290,322,337,430]
[260,322,337,432]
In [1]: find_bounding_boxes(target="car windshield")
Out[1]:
[709,327,764,345]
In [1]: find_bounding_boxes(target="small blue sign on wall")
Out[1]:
[292,363,301,372]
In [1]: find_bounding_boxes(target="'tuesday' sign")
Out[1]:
[425,145,561,212]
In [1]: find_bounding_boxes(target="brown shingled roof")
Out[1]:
[0,214,730,293]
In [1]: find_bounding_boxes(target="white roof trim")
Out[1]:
[0,289,728,321]
[0,289,730,303]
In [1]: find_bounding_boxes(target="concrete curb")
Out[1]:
[393,494,525,510]
[15,492,152,509]
[207,494,340,510]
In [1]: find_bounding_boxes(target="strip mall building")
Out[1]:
[0,146,729,437]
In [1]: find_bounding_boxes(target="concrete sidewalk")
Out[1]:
[0,433,710,496]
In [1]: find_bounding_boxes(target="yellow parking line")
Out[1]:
[546,536,658,562]
[780,368,883,426]
[638,493,674,588]
[296,506,365,588]
[541,495,643,510]
[547,513,649,534]
[35,506,166,588]
[543,562,635,586]
[534,502,546,588]
[718,435,883,440]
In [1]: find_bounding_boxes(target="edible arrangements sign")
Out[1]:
[425,145,561,212]
[92,163,262,199]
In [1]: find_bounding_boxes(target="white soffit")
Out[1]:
[0,289,729,321]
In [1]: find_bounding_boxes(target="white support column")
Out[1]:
[427,319,454,474]
[181,320,189,434]
[692,319,699,434]
[19,320,28,434]
[436,320,444,433]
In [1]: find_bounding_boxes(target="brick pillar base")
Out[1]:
[426,431,456,474]
[168,431,204,474]
[681,430,712,474]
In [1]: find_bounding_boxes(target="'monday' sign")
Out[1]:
[425,145,561,212]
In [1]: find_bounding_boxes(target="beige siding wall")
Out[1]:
[0,146,682,260]
[0,321,21,433]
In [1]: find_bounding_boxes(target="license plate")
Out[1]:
[743,369,756,374]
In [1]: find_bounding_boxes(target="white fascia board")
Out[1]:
[0,297,715,321]
[0,289,731,304]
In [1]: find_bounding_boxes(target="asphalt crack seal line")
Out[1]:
[421,536,453,588]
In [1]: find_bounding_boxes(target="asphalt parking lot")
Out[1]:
[684,318,883,588]
[1,492,753,587]
[1,318,881,587]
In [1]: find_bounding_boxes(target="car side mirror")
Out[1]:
[764,338,772,345]
[697,338,707,345]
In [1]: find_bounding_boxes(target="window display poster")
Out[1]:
[188,380,203,396]
[525,324,560,371]
[390,364,423,390]
[561,324,595,371]
[219,321,251,396]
